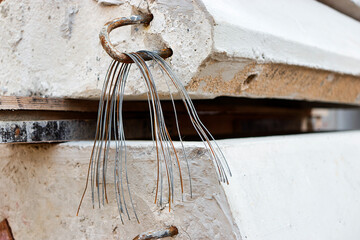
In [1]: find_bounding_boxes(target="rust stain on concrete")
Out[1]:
[0,219,14,240]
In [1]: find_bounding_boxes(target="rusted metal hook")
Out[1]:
[133,226,179,240]
[99,14,173,63]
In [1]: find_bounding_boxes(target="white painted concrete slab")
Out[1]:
[204,0,360,75]
[1,0,360,100]
[220,131,360,240]
[2,131,360,239]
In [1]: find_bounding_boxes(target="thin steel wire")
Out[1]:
[77,51,231,222]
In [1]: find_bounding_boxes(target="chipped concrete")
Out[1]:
[0,141,240,239]
[1,0,360,104]
[0,0,212,100]
[96,0,124,6]
[187,57,360,105]
[60,6,79,40]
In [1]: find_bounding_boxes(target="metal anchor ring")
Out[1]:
[99,14,173,63]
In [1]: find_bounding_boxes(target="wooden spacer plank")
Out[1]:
[0,96,98,112]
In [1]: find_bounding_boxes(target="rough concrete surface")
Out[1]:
[3,131,360,239]
[0,141,240,240]
[1,0,360,104]
[188,59,360,105]
[0,0,212,99]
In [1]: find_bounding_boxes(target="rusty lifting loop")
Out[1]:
[99,14,173,63]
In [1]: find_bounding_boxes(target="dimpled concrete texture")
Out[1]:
[0,141,240,239]
[0,0,213,99]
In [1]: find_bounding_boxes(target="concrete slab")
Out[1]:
[221,131,360,240]
[1,0,360,104]
[2,131,360,239]
[0,141,239,239]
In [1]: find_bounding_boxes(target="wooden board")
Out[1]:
[0,97,98,143]
[0,96,98,112]
[0,96,336,143]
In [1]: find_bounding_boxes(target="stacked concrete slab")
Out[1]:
[1,0,360,103]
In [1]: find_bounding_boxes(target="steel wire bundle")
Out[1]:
[77,38,231,223]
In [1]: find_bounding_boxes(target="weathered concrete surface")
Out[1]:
[0,141,240,240]
[221,131,360,240]
[3,132,360,239]
[188,60,360,105]
[0,0,212,99]
[1,0,360,104]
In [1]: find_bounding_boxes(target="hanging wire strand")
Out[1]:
[77,51,231,221]
[77,13,231,221]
